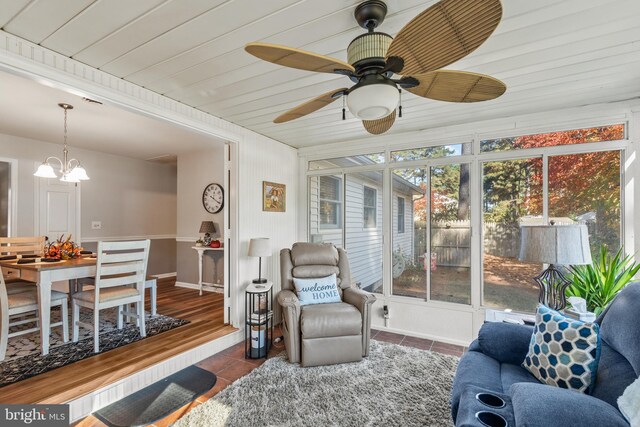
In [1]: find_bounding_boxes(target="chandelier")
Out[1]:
[34,103,90,183]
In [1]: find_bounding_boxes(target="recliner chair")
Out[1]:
[278,242,376,367]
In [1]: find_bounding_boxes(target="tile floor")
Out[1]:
[75,328,467,427]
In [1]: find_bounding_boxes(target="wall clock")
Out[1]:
[203,183,224,214]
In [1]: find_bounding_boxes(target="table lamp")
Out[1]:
[519,223,592,310]
[199,221,216,245]
[248,238,271,285]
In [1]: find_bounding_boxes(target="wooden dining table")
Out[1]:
[0,257,97,356]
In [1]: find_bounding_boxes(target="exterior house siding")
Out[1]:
[309,174,415,289]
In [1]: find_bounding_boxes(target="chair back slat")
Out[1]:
[0,237,45,256]
[102,251,146,264]
[98,273,146,289]
[99,262,141,277]
[95,240,150,293]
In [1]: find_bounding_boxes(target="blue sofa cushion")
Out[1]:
[597,283,640,375]
[511,382,629,427]
[523,305,601,393]
[477,321,534,365]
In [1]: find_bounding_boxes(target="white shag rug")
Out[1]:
[174,340,458,427]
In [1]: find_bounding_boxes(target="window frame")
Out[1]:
[397,196,405,234]
[319,175,343,229]
[363,185,377,229]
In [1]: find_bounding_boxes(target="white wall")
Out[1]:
[237,135,298,324]
[176,146,225,285]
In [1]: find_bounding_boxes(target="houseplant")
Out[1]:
[566,245,640,316]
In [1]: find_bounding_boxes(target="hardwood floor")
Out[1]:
[0,278,234,405]
[76,327,467,427]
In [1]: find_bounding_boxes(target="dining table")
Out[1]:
[0,257,97,356]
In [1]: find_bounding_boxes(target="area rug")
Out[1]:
[0,308,189,387]
[174,340,458,427]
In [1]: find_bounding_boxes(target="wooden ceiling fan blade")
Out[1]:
[363,110,396,135]
[274,88,348,123]
[387,0,502,75]
[406,70,506,103]
[245,42,355,74]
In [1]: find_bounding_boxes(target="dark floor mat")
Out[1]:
[93,365,217,427]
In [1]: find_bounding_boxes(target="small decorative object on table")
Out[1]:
[245,281,273,359]
[248,238,271,285]
[45,234,83,260]
[195,239,204,247]
[210,240,221,248]
[519,222,591,310]
[199,221,216,246]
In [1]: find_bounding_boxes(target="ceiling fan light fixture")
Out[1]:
[347,80,399,120]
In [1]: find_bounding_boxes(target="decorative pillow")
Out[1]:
[618,376,640,426]
[523,305,601,393]
[293,274,341,306]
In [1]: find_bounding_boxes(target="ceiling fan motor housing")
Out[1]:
[347,32,393,74]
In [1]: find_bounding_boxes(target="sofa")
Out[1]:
[451,282,640,427]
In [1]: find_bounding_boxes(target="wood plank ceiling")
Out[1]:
[1,0,639,148]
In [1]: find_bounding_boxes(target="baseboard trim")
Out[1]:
[67,329,243,422]
[175,281,223,293]
[153,272,177,279]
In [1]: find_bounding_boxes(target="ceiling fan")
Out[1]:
[245,0,506,135]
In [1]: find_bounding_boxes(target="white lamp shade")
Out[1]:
[347,84,399,120]
[519,224,592,265]
[71,165,90,180]
[34,163,57,178]
[248,238,271,257]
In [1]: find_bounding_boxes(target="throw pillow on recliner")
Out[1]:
[293,274,341,306]
[523,305,601,393]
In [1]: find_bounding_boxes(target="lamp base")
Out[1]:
[252,278,267,284]
[534,264,571,310]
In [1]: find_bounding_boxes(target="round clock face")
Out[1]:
[203,183,224,214]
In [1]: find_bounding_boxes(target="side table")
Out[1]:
[245,281,273,359]
[192,246,224,296]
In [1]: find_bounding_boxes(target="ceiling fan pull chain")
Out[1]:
[398,89,403,118]
[342,95,346,120]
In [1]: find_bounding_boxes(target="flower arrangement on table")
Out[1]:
[45,235,83,260]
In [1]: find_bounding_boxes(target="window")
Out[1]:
[480,124,624,153]
[391,142,471,161]
[392,165,471,304]
[482,150,623,312]
[397,197,405,233]
[309,153,384,170]
[319,176,342,229]
[363,186,377,229]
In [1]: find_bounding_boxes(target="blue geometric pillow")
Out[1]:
[523,305,601,393]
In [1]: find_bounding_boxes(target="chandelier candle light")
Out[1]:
[34,103,90,183]
[519,223,592,310]
[248,238,271,286]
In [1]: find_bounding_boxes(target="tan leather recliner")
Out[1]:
[278,242,376,367]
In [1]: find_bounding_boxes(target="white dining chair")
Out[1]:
[0,236,46,292]
[0,269,69,361]
[72,240,150,353]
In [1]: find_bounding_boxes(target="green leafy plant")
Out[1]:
[566,246,640,316]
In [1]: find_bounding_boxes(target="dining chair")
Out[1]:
[72,240,150,353]
[0,236,46,292]
[0,269,69,361]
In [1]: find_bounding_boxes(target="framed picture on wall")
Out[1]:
[263,181,286,212]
